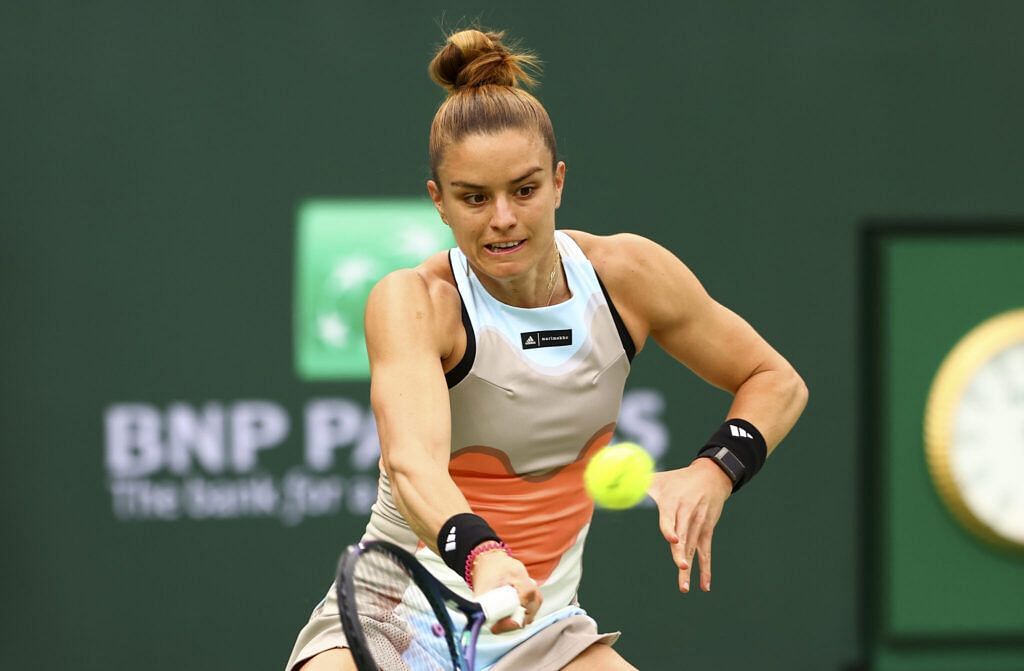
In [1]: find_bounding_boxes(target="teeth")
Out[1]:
[489,241,521,249]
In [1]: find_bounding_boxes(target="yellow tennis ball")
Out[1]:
[584,442,654,510]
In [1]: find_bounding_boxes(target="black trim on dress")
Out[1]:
[594,272,637,362]
[444,252,477,388]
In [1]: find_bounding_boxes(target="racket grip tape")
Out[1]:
[477,585,524,625]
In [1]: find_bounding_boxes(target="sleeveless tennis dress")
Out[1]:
[285,231,635,671]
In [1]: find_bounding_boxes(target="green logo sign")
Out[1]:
[294,199,452,380]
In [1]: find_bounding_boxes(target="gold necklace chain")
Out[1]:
[544,246,561,307]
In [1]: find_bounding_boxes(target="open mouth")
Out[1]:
[485,240,525,254]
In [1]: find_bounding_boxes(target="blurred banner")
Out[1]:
[294,200,452,380]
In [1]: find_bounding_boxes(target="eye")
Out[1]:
[516,185,536,198]
[463,193,486,205]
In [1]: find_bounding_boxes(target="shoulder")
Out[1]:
[562,229,708,334]
[564,229,700,294]
[368,250,458,308]
[562,230,664,280]
[366,250,463,360]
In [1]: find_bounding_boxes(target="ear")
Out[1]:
[426,180,448,226]
[552,161,567,210]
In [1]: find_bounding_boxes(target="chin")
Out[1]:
[475,256,528,279]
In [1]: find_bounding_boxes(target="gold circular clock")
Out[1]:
[924,308,1024,552]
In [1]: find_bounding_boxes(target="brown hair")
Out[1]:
[428,29,557,182]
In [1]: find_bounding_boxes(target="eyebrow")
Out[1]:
[449,166,544,190]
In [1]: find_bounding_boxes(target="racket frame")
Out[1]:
[336,540,490,671]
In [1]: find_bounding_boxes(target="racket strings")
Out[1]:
[352,550,461,671]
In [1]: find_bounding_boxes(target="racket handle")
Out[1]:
[478,584,523,625]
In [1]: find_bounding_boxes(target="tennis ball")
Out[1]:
[583,442,654,510]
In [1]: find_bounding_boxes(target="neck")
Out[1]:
[473,242,564,308]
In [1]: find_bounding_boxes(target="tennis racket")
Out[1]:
[336,540,526,671]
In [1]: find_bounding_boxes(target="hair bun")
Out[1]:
[429,29,539,93]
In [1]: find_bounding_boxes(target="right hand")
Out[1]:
[470,549,542,633]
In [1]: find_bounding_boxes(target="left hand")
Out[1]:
[647,458,733,593]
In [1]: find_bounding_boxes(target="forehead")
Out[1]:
[439,129,550,186]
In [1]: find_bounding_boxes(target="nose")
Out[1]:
[490,194,517,231]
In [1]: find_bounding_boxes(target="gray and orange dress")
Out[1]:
[285,230,636,670]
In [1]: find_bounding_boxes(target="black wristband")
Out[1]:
[694,419,767,492]
[437,513,502,576]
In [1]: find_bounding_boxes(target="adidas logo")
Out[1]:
[521,329,572,349]
[729,424,753,439]
[444,526,457,553]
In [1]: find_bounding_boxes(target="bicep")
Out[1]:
[622,237,785,393]
[365,271,452,473]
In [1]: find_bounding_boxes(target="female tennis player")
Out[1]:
[286,28,807,671]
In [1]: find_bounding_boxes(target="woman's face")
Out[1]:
[427,128,566,285]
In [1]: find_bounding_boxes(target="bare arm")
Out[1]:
[632,236,808,451]
[587,232,808,593]
[365,269,541,627]
[365,269,470,551]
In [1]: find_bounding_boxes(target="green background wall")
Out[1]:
[866,230,1024,671]
[2,3,1023,669]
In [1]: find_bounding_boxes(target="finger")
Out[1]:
[678,546,695,593]
[658,506,680,546]
[661,504,689,572]
[679,522,696,594]
[668,535,689,572]
[674,506,694,571]
[520,577,542,626]
[684,507,708,561]
[697,505,723,592]
[679,508,704,593]
[490,617,519,634]
[524,593,541,626]
[697,528,713,592]
[668,533,689,577]
[675,506,708,594]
